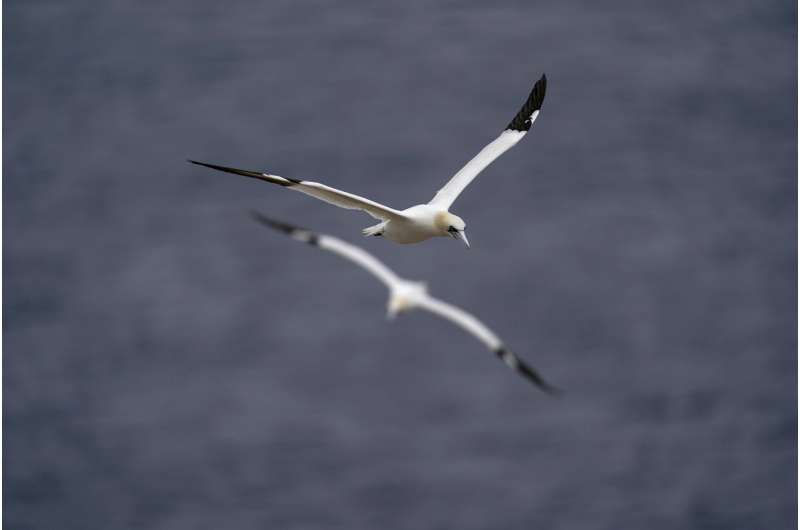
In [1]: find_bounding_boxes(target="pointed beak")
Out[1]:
[387,298,400,319]
[452,230,470,248]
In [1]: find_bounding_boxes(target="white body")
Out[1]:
[190,75,547,247]
[378,205,447,244]
[251,213,556,393]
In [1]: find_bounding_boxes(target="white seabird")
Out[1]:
[252,212,557,394]
[190,74,547,247]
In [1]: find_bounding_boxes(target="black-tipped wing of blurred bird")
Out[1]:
[413,294,557,394]
[251,211,557,394]
[251,212,402,289]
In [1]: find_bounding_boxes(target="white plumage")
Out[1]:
[190,74,546,247]
[252,213,557,394]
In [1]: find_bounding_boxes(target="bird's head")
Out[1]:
[435,212,469,247]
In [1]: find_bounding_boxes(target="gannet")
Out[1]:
[251,212,557,394]
[190,75,547,247]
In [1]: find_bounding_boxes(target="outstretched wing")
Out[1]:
[413,294,557,394]
[251,212,402,289]
[190,160,407,222]
[429,74,547,209]
[251,212,556,393]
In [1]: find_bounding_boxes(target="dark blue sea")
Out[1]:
[5,1,796,528]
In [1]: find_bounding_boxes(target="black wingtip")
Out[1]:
[188,159,224,170]
[250,211,319,246]
[524,367,561,396]
[495,346,559,395]
[520,365,560,396]
[505,74,547,132]
[187,159,288,184]
[250,211,299,234]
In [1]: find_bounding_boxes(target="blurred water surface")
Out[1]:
[5,0,796,528]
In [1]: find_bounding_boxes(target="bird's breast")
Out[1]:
[383,213,441,244]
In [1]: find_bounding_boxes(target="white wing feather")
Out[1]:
[250,212,556,393]
[429,74,546,209]
[249,213,401,289]
[412,292,557,393]
[428,129,528,209]
[189,160,406,222]
[291,180,406,222]
[412,294,502,351]
[317,235,402,289]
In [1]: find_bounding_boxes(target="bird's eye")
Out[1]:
[448,226,457,233]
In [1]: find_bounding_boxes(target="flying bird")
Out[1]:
[190,74,547,247]
[251,212,557,394]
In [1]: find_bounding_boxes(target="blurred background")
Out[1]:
[5,0,797,528]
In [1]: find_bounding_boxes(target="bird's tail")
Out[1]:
[362,222,386,237]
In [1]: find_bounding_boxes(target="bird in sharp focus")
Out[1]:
[251,212,558,394]
[190,74,547,247]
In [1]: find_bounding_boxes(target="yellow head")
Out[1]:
[434,212,469,247]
